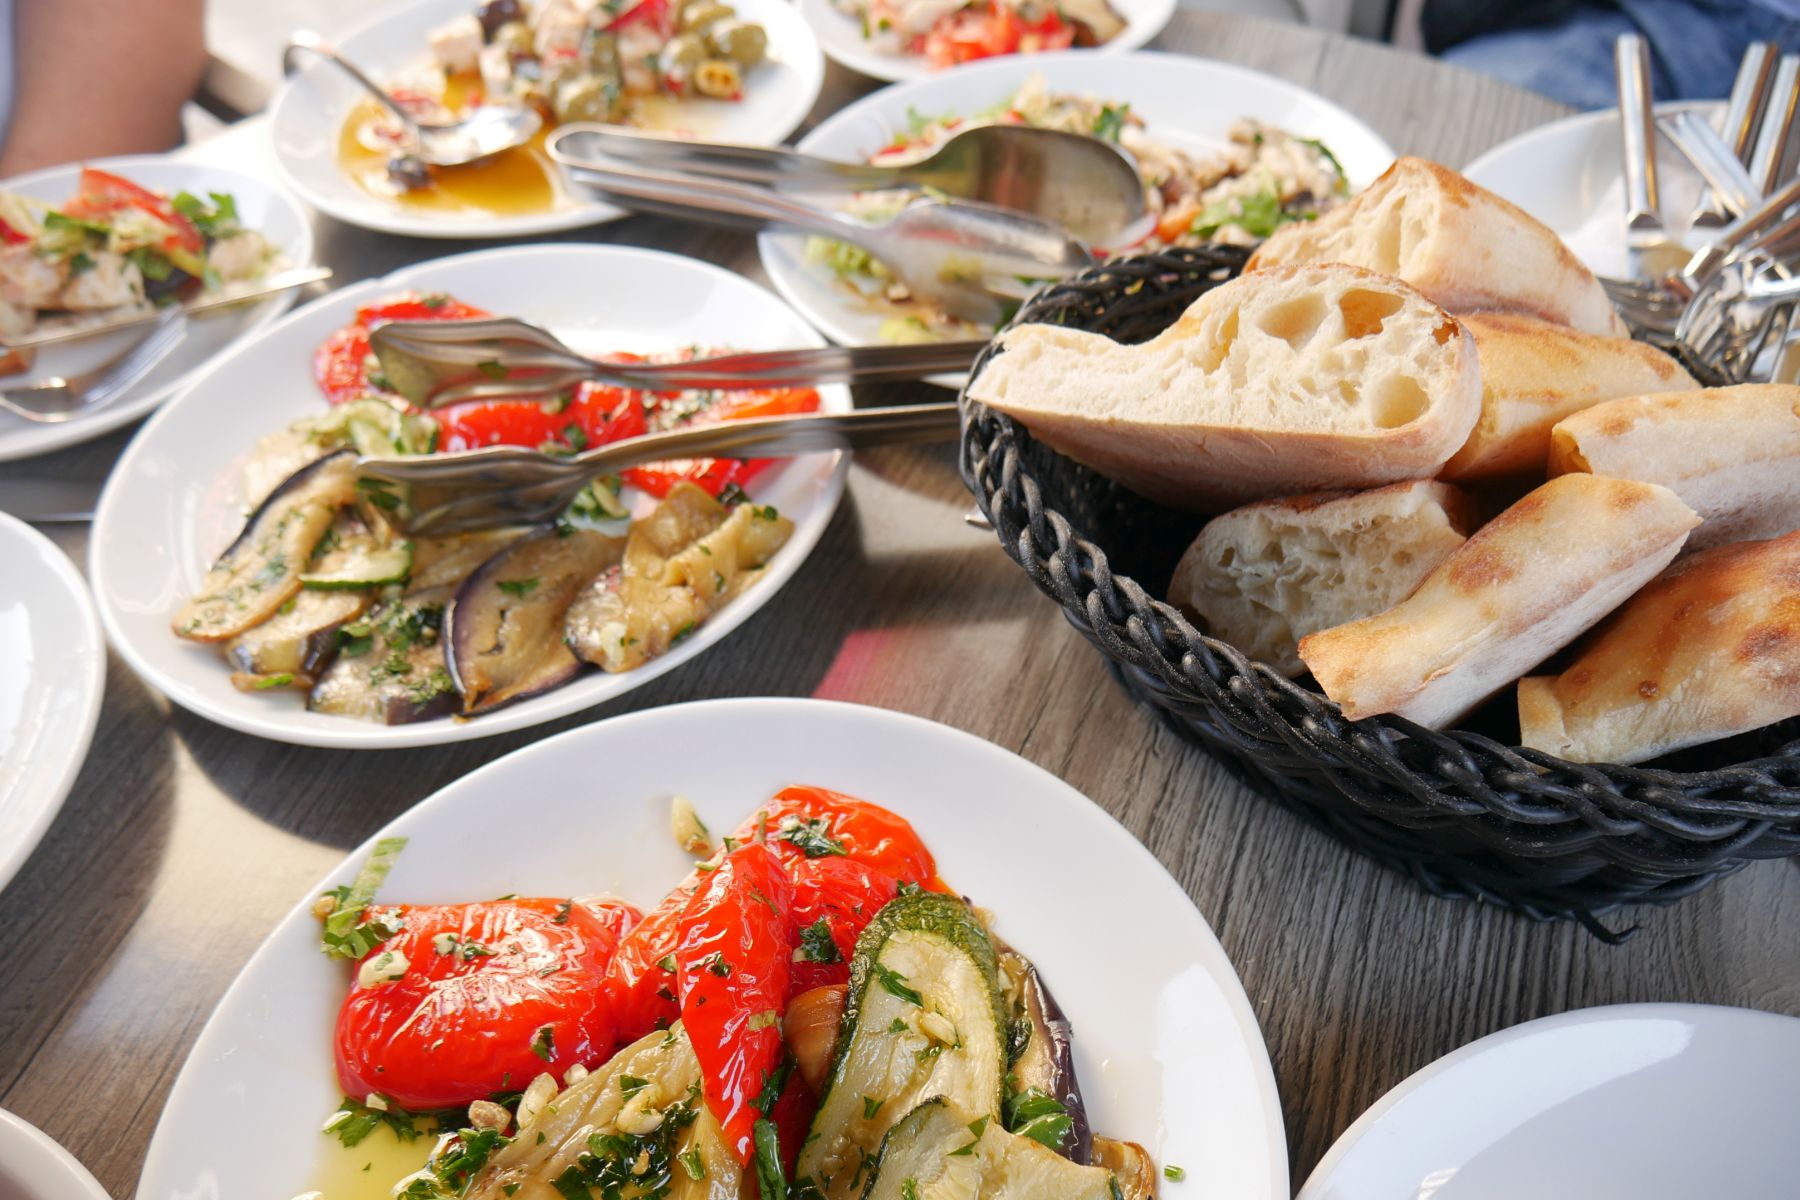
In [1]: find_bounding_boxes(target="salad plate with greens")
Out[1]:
[0,153,314,461]
[758,51,1394,382]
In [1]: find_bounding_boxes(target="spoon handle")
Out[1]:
[552,125,897,192]
[285,32,416,134]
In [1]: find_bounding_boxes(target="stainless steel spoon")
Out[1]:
[283,31,541,170]
[551,122,1150,246]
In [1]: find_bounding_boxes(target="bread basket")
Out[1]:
[957,246,1800,940]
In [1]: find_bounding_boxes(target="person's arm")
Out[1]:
[0,0,207,177]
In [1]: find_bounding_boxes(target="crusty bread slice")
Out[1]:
[1438,314,1696,480]
[1296,474,1699,728]
[964,264,1481,511]
[1246,157,1628,337]
[1169,480,1476,676]
[1519,531,1800,764]
[1548,384,1800,551]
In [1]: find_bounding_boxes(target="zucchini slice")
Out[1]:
[796,893,1007,1200]
[300,541,413,590]
[859,1098,1120,1200]
[465,1024,742,1200]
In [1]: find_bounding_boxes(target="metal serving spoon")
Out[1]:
[284,31,540,172]
[552,123,1150,247]
[551,156,1093,325]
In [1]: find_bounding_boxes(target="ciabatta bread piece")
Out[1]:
[1439,314,1696,480]
[1295,475,1699,728]
[964,264,1481,510]
[1169,480,1477,676]
[1549,384,1800,550]
[1518,532,1800,764]
[1246,157,1627,337]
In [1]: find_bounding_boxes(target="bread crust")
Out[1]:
[965,264,1482,511]
[1518,531,1800,764]
[1246,157,1628,337]
[1296,474,1700,728]
[1169,480,1475,675]
[1548,384,1800,550]
[1439,314,1696,480]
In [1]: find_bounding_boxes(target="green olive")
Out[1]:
[490,19,534,56]
[680,1,733,30]
[658,32,708,79]
[706,19,766,66]
[553,75,619,123]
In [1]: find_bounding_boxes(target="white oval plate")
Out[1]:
[1463,101,1723,282]
[135,697,1287,1200]
[271,0,825,239]
[759,51,1396,380]
[799,0,1174,83]
[1298,1003,1800,1200]
[90,244,850,749]
[0,513,105,898]
[0,1109,109,1200]
[0,155,314,463]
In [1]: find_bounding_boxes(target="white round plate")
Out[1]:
[271,0,824,239]
[1298,1003,1800,1200]
[0,155,314,463]
[799,0,1174,83]
[1463,101,1724,281]
[0,1109,109,1200]
[0,513,105,898]
[760,51,1396,380]
[90,244,850,749]
[135,697,1287,1200]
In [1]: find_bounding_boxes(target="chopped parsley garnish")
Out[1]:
[778,816,846,859]
[1164,1163,1187,1181]
[496,577,540,598]
[794,917,843,964]
[753,1118,788,1200]
[356,477,402,511]
[171,190,242,238]
[1091,103,1129,142]
[475,360,509,380]
[252,672,295,690]
[619,1073,651,1098]
[1004,1086,1073,1152]
[871,963,922,1006]
[678,1145,706,1180]
[562,422,589,452]
[530,1024,556,1061]
[889,1017,908,1034]
[706,952,732,977]
[322,1095,429,1148]
[319,837,408,959]
[901,1180,920,1200]
[68,251,96,276]
[862,1095,883,1120]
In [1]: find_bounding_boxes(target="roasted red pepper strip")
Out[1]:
[434,378,647,453]
[333,897,639,1109]
[312,292,491,406]
[674,843,794,1162]
[619,385,822,499]
[735,785,947,891]
[786,856,900,999]
[602,872,697,1043]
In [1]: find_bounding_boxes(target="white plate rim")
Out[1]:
[0,1108,110,1200]
[0,153,316,463]
[758,49,1397,370]
[88,243,850,750]
[1295,1001,1800,1200]
[0,511,106,897]
[268,0,825,239]
[134,695,1289,1200]
[797,0,1176,83]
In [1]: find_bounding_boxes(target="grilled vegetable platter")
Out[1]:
[307,785,1163,1199]
[168,287,821,728]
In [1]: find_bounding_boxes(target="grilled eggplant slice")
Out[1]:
[409,529,531,592]
[172,452,358,642]
[860,1098,1119,1200]
[444,528,624,714]
[307,591,458,724]
[998,945,1093,1164]
[224,587,368,682]
[566,482,794,673]
[796,892,1007,1200]
[1093,1136,1159,1200]
[465,1024,742,1200]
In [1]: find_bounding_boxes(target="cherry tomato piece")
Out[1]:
[334,897,638,1110]
[64,168,204,258]
[674,843,794,1162]
[786,856,900,998]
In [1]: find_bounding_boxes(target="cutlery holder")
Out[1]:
[958,245,1800,940]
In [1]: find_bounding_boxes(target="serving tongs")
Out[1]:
[545,141,1094,325]
[369,316,986,408]
[360,403,961,535]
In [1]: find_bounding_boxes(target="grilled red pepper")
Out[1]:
[735,785,946,891]
[786,855,900,998]
[333,896,638,1109]
[313,292,491,405]
[602,870,699,1043]
[434,378,647,453]
[674,843,795,1161]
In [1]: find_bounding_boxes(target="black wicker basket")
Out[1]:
[958,246,1800,940]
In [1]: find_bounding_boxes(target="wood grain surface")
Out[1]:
[2,13,1795,1197]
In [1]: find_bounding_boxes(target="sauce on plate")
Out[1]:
[305,1124,433,1199]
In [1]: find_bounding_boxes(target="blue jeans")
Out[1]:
[1442,0,1800,109]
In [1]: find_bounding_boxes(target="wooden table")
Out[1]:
[3,13,1796,1197]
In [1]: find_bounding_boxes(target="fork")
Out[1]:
[369,317,987,408]
[0,309,188,424]
[1674,256,1800,382]
[359,402,961,535]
